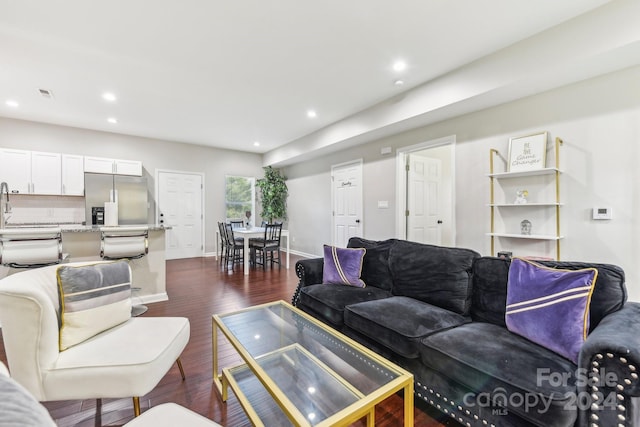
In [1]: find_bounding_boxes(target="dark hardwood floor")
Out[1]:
[0,256,458,426]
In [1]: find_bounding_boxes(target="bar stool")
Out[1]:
[100,226,149,316]
[0,228,64,270]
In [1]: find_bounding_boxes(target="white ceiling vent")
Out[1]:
[38,88,54,99]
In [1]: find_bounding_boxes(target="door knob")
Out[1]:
[355,219,361,223]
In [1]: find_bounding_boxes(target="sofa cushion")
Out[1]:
[470,257,510,327]
[347,237,395,291]
[344,296,470,359]
[322,245,366,287]
[388,240,480,315]
[420,322,578,427]
[471,257,627,332]
[506,258,597,363]
[57,261,132,351]
[298,284,390,328]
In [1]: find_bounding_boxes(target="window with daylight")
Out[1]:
[225,175,255,226]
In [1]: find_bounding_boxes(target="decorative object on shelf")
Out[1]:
[514,189,529,204]
[520,219,532,235]
[508,132,548,172]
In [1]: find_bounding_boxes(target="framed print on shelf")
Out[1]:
[507,132,548,172]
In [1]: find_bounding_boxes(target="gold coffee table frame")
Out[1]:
[212,300,414,427]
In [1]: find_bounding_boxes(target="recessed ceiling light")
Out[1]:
[253,141,260,147]
[107,117,118,124]
[102,92,117,102]
[394,79,404,86]
[307,110,317,118]
[393,60,407,72]
[5,100,19,108]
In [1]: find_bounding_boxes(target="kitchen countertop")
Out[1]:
[0,224,171,233]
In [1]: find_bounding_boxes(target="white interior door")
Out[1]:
[157,171,203,259]
[332,161,363,247]
[407,154,443,245]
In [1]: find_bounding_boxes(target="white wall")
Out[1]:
[0,118,264,253]
[284,65,640,301]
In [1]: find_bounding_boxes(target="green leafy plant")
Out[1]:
[256,166,288,223]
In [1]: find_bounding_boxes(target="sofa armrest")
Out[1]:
[578,302,640,426]
[291,258,324,306]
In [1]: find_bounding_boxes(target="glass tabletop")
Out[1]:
[215,301,404,424]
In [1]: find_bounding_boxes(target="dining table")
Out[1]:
[219,227,290,275]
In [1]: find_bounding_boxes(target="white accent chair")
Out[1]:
[123,402,221,427]
[0,362,220,426]
[0,262,190,421]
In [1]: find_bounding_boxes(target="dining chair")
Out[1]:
[229,219,244,229]
[249,223,283,270]
[217,222,229,264]
[223,224,244,269]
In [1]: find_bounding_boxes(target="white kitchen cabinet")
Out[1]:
[62,154,85,195]
[84,156,117,174]
[114,159,142,176]
[0,149,61,195]
[84,156,142,176]
[31,151,62,195]
[0,148,31,193]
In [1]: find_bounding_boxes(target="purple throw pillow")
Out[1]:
[322,245,366,288]
[506,257,598,363]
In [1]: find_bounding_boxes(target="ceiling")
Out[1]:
[0,0,615,156]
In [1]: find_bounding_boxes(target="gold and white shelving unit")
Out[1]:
[488,137,563,260]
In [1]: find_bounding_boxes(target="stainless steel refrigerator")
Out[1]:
[84,173,149,225]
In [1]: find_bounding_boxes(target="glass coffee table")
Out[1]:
[212,300,414,427]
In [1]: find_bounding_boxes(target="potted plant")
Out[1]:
[256,166,288,224]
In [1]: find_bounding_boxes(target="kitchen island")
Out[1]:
[0,225,170,305]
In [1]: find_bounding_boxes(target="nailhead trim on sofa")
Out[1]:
[586,352,638,427]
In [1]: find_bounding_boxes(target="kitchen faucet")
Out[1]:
[0,181,11,229]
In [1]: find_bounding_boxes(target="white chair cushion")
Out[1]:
[57,261,132,350]
[44,317,190,399]
[123,403,221,427]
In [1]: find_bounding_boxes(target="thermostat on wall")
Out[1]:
[592,207,612,220]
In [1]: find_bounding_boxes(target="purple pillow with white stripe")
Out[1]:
[322,245,366,288]
[506,258,598,363]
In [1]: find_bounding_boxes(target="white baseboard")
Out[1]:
[204,249,319,259]
[138,292,169,304]
[287,249,321,259]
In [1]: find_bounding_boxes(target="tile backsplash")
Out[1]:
[4,195,85,225]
